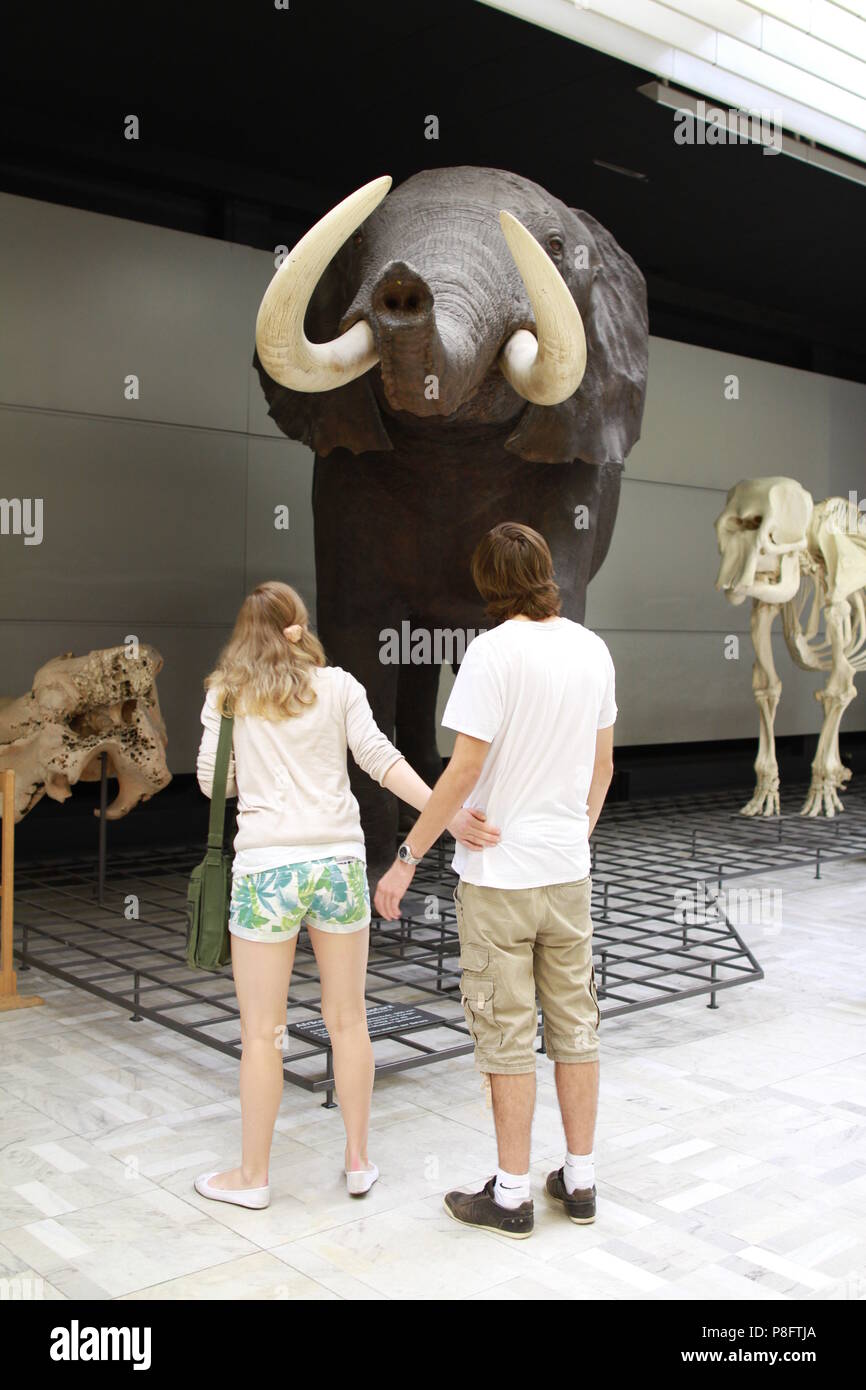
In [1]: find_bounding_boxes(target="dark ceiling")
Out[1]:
[2,0,865,383]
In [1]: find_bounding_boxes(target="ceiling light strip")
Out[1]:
[477,0,866,163]
[639,79,866,186]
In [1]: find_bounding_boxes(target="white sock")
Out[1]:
[563,1150,595,1194]
[493,1168,531,1209]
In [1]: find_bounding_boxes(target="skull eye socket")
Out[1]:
[734,515,762,530]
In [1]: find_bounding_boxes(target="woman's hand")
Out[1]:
[448,807,501,851]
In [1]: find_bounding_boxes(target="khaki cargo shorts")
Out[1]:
[453,876,600,1074]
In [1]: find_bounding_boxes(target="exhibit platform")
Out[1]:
[11,781,866,1103]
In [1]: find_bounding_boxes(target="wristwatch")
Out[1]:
[397,840,423,866]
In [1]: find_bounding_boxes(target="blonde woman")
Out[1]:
[193,581,498,1208]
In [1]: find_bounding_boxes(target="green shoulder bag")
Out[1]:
[185,702,234,971]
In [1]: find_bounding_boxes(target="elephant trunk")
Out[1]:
[367,260,477,417]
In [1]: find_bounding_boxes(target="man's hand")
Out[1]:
[373,858,416,921]
[448,807,501,851]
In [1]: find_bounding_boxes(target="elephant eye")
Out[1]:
[352,231,364,248]
[548,235,564,256]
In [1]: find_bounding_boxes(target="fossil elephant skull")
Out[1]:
[0,645,171,823]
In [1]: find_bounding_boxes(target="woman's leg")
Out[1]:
[307,925,374,1172]
[208,934,297,1191]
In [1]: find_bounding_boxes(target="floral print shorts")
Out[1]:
[228,856,371,943]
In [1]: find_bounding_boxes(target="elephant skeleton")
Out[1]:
[715,477,866,817]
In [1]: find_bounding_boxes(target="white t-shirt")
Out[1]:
[441,617,616,889]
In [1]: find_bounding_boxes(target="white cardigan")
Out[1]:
[196,666,402,868]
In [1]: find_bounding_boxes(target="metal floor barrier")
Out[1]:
[12,782,866,1104]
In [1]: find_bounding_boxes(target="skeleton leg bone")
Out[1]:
[742,600,783,817]
[801,600,856,817]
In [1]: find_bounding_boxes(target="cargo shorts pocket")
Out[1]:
[459,943,501,1050]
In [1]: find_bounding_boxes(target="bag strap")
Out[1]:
[206,699,235,852]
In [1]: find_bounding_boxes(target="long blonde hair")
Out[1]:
[205,582,326,719]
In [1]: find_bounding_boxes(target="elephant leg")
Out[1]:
[315,614,401,896]
[394,653,444,832]
[587,460,624,588]
[802,601,856,818]
[741,600,782,817]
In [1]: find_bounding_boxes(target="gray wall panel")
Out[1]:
[602,629,832,746]
[587,477,734,632]
[0,193,263,433]
[827,376,866,501]
[629,337,831,495]
[0,407,247,626]
[244,436,316,609]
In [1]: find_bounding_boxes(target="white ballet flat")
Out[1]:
[194,1170,270,1209]
[346,1162,379,1197]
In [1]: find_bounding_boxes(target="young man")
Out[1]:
[375,522,616,1238]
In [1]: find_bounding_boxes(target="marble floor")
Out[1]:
[1,857,864,1302]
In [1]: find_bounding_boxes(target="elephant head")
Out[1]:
[715,476,813,607]
[254,167,648,466]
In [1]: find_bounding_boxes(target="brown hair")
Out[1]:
[471,522,562,624]
[205,581,327,719]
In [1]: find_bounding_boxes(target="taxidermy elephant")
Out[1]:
[254,167,648,887]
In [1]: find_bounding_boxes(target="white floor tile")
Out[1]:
[2,860,864,1300]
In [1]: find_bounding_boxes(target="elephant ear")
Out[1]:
[253,245,393,458]
[505,210,649,466]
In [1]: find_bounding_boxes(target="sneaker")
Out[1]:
[545,1167,596,1224]
[194,1170,270,1209]
[444,1177,534,1239]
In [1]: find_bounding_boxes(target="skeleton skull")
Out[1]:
[715,477,813,606]
[0,645,171,823]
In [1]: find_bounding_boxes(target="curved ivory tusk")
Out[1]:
[497,211,587,406]
[255,175,392,392]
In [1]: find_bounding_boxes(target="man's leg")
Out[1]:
[555,1058,599,1156]
[444,882,539,1236]
[535,877,601,1222]
[492,1073,539,1195]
